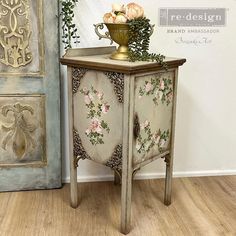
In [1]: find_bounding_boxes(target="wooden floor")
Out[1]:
[0,176,236,236]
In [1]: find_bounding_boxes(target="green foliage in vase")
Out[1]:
[128,18,167,69]
[60,0,80,49]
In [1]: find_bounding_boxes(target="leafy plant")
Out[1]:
[128,18,167,69]
[60,0,80,49]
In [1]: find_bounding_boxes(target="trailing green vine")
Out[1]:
[128,18,167,69]
[60,0,80,49]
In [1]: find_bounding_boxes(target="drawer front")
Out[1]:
[133,71,175,166]
[73,69,123,170]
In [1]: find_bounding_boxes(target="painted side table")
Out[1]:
[60,46,186,234]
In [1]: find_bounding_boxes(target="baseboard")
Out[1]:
[62,169,236,183]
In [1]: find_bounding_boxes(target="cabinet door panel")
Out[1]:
[133,71,175,166]
[73,70,123,166]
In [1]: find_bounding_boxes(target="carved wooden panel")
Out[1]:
[0,94,46,167]
[0,0,44,77]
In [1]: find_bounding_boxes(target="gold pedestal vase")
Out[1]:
[94,23,130,60]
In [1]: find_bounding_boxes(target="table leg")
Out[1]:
[121,167,132,234]
[70,159,78,208]
[164,155,173,206]
[121,75,134,234]
[67,68,78,208]
[164,68,179,206]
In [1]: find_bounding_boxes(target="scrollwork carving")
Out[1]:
[72,67,88,94]
[104,72,124,103]
[105,144,122,172]
[1,103,36,159]
[0,0,33,68]
[73,128,91,168]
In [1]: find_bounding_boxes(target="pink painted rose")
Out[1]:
[126,3,144,20]
[159,80,165,90]
[140,120,149,130]
[90,118,102,134]
[102,103,110,114]
[145,82,153,93]
[103,12,116,23]
[114,13,128,23]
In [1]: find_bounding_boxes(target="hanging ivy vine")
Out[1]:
[60,0,80,49]
[128,18,167,69]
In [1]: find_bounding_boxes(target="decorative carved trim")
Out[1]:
[105,144,122,171]
[164,154,171,167]
[0,0,45,77]
[1,103,36,159]
[104,72,124,103]
[72,67,88,94]
[73,128,91,168]
[132,168,140,179]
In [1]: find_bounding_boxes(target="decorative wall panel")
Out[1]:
[0,0,44,77]
[0,94,46,167]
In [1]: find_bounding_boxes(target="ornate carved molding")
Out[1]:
[0,0,33,68]
[72,67,88,94]
[164,154,171,167]
[73,128,91,168]
[104,72,124,103]
[105,144,122,172]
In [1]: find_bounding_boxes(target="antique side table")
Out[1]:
[60,46,186,234]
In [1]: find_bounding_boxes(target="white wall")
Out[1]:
[61,0,236,183]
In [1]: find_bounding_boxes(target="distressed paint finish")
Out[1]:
[61,47,186,234]
[0,0,61,191]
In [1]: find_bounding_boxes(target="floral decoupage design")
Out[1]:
[136,74,172,154]
[139,75,173,106]
[80,86,110,145]
[136,120,170,154]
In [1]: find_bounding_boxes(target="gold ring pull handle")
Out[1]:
[94,23,113,45]
[133,113,140,140]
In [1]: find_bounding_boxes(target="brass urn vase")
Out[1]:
[94,23,130,60]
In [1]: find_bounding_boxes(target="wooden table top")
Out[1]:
[60,46,186,74]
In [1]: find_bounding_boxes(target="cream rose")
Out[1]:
[103,12,116,23]
[126,3,144,20]
[112,3,125,13]
[114,13,128,23]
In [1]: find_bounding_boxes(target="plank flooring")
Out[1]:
[0,176,236,236]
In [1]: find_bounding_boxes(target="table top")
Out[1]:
[60,46,186,74]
